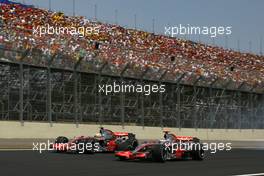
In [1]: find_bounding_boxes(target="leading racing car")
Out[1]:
[115,132,205,162]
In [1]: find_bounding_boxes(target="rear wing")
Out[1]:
[175,136,194,141]
[113,132,129,136]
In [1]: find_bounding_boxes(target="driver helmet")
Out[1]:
[163,128,170,134]
[94,133,102,138]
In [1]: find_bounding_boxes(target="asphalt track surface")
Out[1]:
[0,149,263,176]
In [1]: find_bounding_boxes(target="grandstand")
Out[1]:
[0,1,263,129]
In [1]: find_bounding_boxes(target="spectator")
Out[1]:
[0,2,263,90]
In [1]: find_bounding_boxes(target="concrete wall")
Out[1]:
[0,121,264,141]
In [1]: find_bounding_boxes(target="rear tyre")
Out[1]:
[132,140,138,150]
[193,137,200,143]
[151,144,166,162]
[116,141,131,151]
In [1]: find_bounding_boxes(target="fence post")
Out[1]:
[120,63,130,129]
[18,50,30,126]
[19,62,24,126]
[175,73,185,130]
[46,54,55,127]
[140,67,149,129]
[73,57,83,128]
[98,62,108,126]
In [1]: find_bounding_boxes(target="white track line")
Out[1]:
[0,149,32,151]
[232,173,264,176]
[232,147,264,149]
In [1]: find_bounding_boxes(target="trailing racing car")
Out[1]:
[115,132,204,162]
[50,128,138,154]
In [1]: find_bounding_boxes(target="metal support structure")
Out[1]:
[0,47,263,130]
[238,91,242,130]
[7,64,10,120]
[140,67,149,129]
[120,63,130,128]
[73,57,83,127]
[250,92,254,131]
[159,90,163,128]
[209,86,213,130]
[98,62,107,126]
[176,84,181,129]
[175,73,185,130]
[73,71,79,127]
[79,74,83,122]
[18,50,30,125]
[120,82,125,128]
[19,62,24,126]
[46,67,52,126]
[159,70,167,128]
[46,54,56,126]
[98,74,102,125]
[193,76,202,130]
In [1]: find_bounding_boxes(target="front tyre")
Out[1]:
[53,136,69,152]
[55,136,69,144]
[192,143,205,160]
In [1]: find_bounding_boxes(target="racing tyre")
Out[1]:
[55,136,69,144]
[116,141,131,151]
[131,140,139,150]
[193,137,200,143]
[54,136,68,153]
[151,144,166,162]
[192,143,205,161]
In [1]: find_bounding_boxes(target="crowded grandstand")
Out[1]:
[1,1,264,90]
[0,1,263,129]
